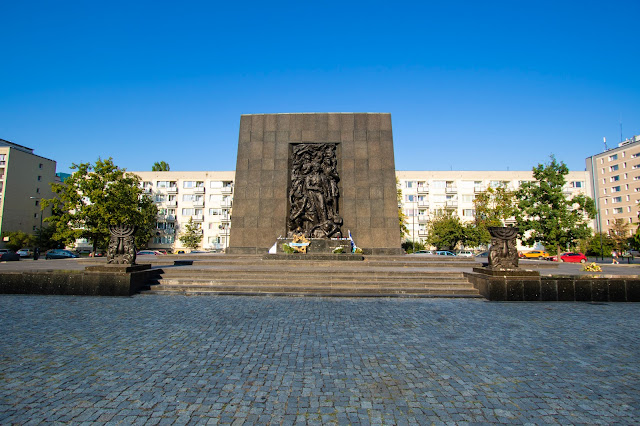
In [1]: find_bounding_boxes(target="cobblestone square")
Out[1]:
[1,295,638,424]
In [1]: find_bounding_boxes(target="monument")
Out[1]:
[228,113,402,254]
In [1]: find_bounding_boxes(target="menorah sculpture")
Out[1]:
[487,226,519,270]
[107,224,137,265]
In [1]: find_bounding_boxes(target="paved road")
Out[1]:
[1,295,638,424]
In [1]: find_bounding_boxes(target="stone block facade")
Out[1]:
[229,113,402,254]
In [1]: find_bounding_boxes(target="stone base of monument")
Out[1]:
[264,253,365,261]
[275,238,353,254]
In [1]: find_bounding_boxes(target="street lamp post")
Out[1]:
[29,197,43,259]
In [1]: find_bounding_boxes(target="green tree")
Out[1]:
[42,158,158,254]
[609,218,631,252]
[425,210,465,250]
[152,161,170,171]
[178,217,203,250]
[473,184,517,227]
[587,232,614,257]
[397,178,409,239]
[34,224,64,251]
[401,240,425,254]
[515,156,596,260]
[461,222,490,248]
[1,231,35,251]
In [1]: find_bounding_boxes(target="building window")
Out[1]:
[37,176,42,181]
[182,208,195,216]
[183,181,195,188]
[611,175,620,182]
[462,209,474,217]
[612,197,622,203]
[209,208,222,215]
[612,186,621,192]
[39,163,43,169]
[614,207,623,214]
[624,173,628,179]
[610,165,619,172]
[406,195,415,202]
[609,154,618,161]
[632,152,640,158]
[36,188,40,193]
[405,181,414,188]
[571,181,583,188]
[626,195,631,201]
[34,200,39,206]
[155,195,166,202]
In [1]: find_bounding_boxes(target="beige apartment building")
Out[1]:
[132,171,235,252]
[0,139,56,242]
[586,135,640,237]
[130,169,590,252]
[396,170,591,247]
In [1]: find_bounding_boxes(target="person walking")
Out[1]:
[612,249,619,264]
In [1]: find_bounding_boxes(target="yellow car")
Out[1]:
[521,250,549,259]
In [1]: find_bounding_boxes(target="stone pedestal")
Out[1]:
[276,238,352,254]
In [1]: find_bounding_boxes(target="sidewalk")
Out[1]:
[1,295,638,424]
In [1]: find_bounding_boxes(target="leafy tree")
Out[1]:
[586,232,614,257]
[179,217,203,250]
[461,222,491,248]
[1,231,35,251]
[152,161,170,171]
[609,219,631,252]
[473,184,517,227]
[515,156,596,260]
[401,240,425,254]
[42,158,158,254]
[34,224,64,251]
[425,210,465,250]
[397,178,409,239]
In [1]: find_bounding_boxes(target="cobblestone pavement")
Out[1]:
[1,296,638,425]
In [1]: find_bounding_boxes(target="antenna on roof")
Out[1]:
[603,137,608,150]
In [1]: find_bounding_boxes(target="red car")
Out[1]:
[552,252,587,263]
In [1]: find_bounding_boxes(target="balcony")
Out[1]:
[417,215,429,222]
[191,215,204,222]
[221,200,233,208]
[166,201,177,206]
[221,215,231,223]
[418,229,428,236]
[445,187,458,193]
[445,201,458,208]
[220,227,230,235]
[418,200,429,207]
[194,187,205,194]
[474,185,486,193]
[165,215,176,221]
[166,187,178,194]
[221,186,233,194]
[193,201,205,208]
[417,186,429,193]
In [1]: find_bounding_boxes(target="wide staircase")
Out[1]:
[140,254,483,298]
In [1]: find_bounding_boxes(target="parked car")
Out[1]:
[521,250,549,259]
[476,251,489,258]
[410,250,435,255]
[456,250,474,257]
[17,248,33,258]
[436,250,457,256]
[45,249,79,260]
[555,252,588,263]
[137,250,164,256]
[0,251,20,261]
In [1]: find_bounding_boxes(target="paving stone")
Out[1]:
[0,295,638,423]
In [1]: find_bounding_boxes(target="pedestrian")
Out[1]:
[33,247,39,261]
[612,249,619,264]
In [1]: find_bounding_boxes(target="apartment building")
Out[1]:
[133,171,235,252]
[0,139,56,241]
[586,135,640,237]
[396,170,591,245]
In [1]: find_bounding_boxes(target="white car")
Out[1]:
[456,250,474,257]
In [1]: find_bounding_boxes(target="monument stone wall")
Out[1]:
[228,113,402,254]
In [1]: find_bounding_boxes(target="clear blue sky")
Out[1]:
[2,0,639,174]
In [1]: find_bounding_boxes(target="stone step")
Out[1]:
[156,276,471,285]
[154,278,470,287]
[154,268,464,280]
[145,287,481,297]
